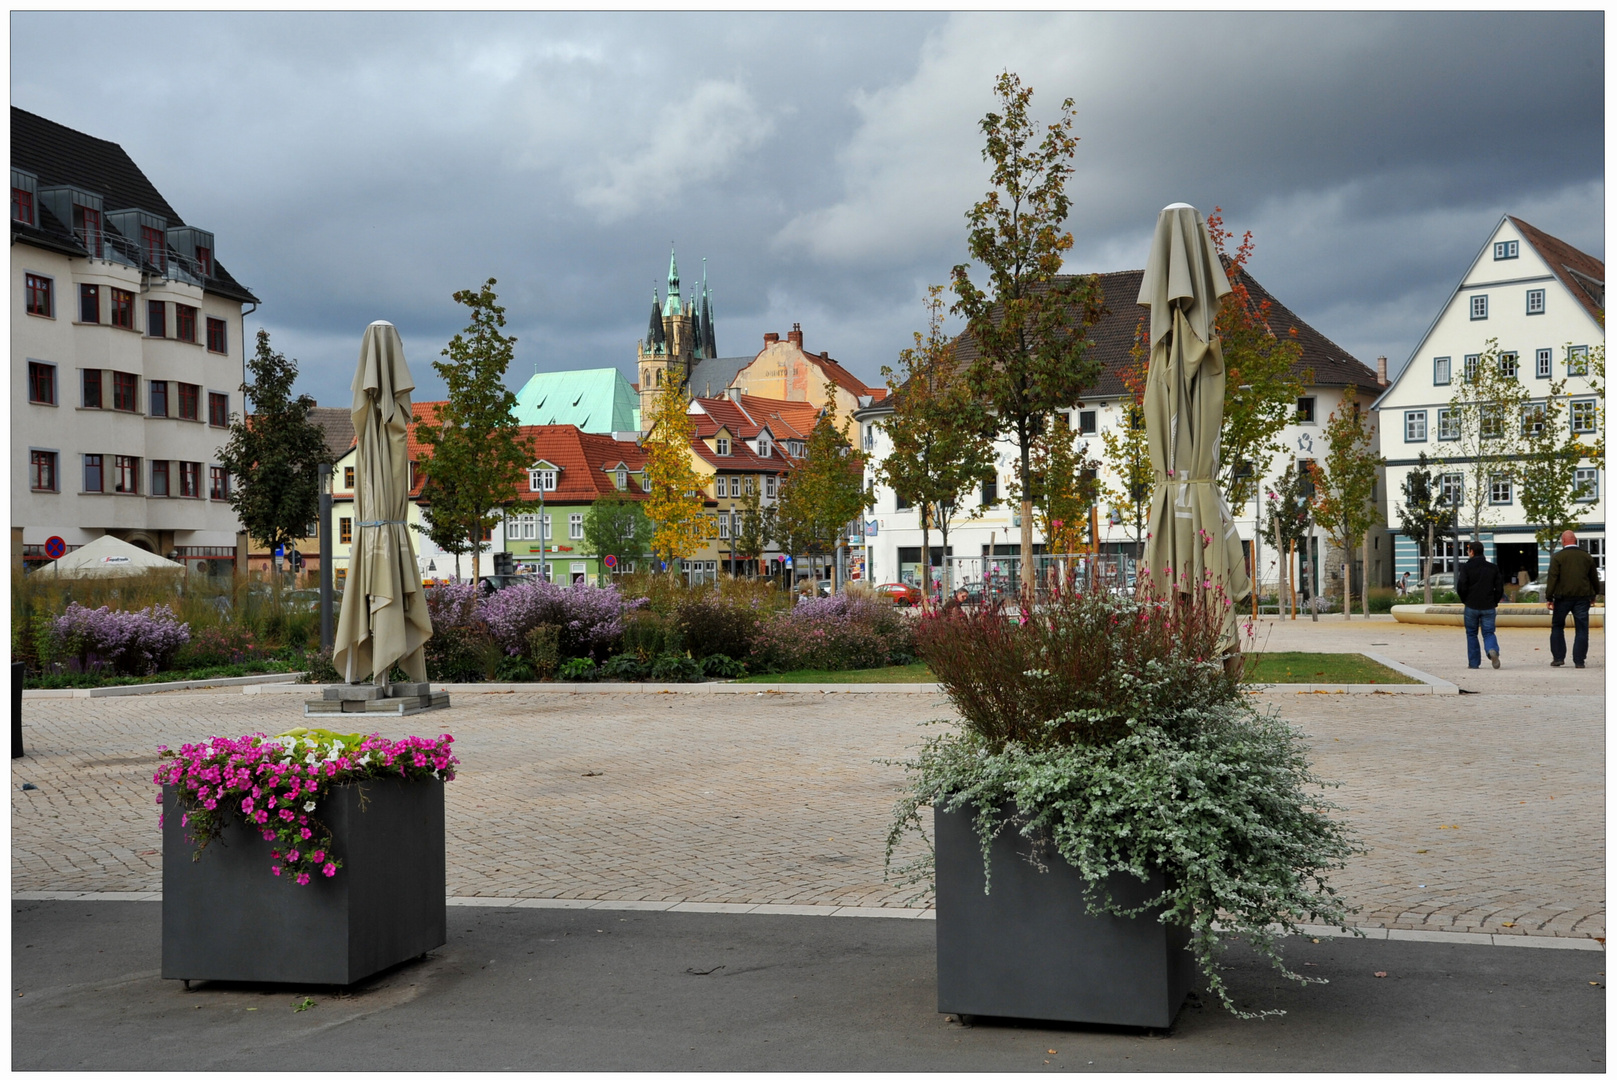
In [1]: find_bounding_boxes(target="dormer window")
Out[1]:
[615,466,628,491]
[141,226,166,272]
[12,187,33,225]
[716,435,731,456]
[757,437,771,458]
[530,466,557,492]
[73,205,102,258]
[196,246,211,278]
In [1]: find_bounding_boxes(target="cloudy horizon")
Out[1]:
[12,11,1604,409]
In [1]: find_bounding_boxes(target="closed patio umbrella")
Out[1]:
[332,321,432,684]
[1138,204,1251,652]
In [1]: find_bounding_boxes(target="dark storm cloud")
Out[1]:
[11,11,1601,405]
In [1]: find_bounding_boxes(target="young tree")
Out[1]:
[951,71,1104,596]
[1013,411,1099,560]
[414,279,530,582]
[732,484,771,575]
[1099,326,1152,560]
[1265,457,1314,617]
[1516,378,1596,555]
[217,329,332,568]
[1396,451,1458,604]
[777,385,874,593]
[639,363,709,573]
[1204,209,1312,508]
[1443,338,1532,542]
[878,285,995,598]
[1310,386,1384,618]
[581,488,650,578]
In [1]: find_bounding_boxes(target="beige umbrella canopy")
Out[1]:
[332,321,433,684]
[1138,204,1251,652]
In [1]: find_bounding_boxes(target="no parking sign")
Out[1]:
[43,536,66,560]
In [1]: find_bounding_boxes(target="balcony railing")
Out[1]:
[73,227,210,284]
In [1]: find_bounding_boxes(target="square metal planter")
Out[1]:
[935,802,1193,1029]
[162,777,446,986]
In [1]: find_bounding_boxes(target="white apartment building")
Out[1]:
[857,268,1389,601]
[1371,215,1604,583]
[12,107,258,574]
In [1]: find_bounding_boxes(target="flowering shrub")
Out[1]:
[52,602,190,676]
[749,592,914,673]
[676,593,758,661]
[178,625,269,669]
[480,580,642,659]
[424,582,480,628]
[155,728,458,885]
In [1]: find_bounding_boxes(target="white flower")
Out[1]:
[304,752,317,765]
[303,801,317,812]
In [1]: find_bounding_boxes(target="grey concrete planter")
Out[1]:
[162,777,446,986]
[934,802,1193,1029]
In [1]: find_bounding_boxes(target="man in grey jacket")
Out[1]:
[1544,531,1601,668]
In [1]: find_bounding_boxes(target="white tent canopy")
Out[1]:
[34,534,184,578]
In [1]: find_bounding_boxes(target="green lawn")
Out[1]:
[734,663,935,684]
[1243,651,1418,685]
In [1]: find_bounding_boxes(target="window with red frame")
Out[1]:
[195,246,212,278]
[209,466,229,500]
[112,371,138,412]
[72,205,102,257]
[147,300,166,338]
[28,362,56,405]
[150,459,170,497]
[114,455,139,494]
[176,304,197,342]
[206,317,226,354]
[149,380,168,417]
[178,382,199,420]
[13,188,34,225]
[79,283,100,323]
[82,368,102,408]
[110,288,135,330]
[30,450,56,492]
[208,392,230,428]
[179,461,200,498]
[140,226,166,271]
[25,273,52,316]
[83,454,104,492]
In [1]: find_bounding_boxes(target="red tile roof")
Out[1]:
[505,424,650,505]
[1510,216,1605,324]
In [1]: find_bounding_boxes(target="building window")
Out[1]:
[1567,345,1590,376]
[719,513,730,539]
[1489,475,1512,505]
[206,317,227,354]
[196,246,212,278]
[79,283,100,323]
[1498,352,1518,379]
[1439,472,1463,506]
[151,460,169,497]
[1470,295,1488,320]
[1520,402,1546,437]
[1536,348,1552,379]
[765,475,777,498]
[615,466,627,491]
[83,454,103,492]
[74,205,102,256]
[149,380,169,418]
[569,513,584,540]
[1463,354,1480,381]
[25,273,52,316]
[1576,538,1606,573]
[758,438,771,458]
[982,475,999,505]
[1574,468,1599,502]
[1436,407,1460,441]
[141,225,166,271]
[27,361,56,405]
[1480,404,1505,440]
[179,461,200,498]
[13,187,34,225]
[744,475,754,496]
[1433,356,1451,385]
[529,468,557,492]
[542,514,553,541]
[1525,289,1545,316]
[1494,240,1518,260]
[208,392,230,428]
[1296,397,1316,423]
[343,466,354,489]
[1404,410,1427,442]
[178,382,199,420]
[1078,410,1097,435]
[895,491,911,511]
[30,450,57,492]
[81,369,102,409]
[147,300,166,338]
[112,371,138,412]
[339,517,352,544]
[1570,399,1597,434]
[110,288,135,329]
[716,435,730,456]
[210,467,229,500]
[114,455,140,494]
[176,305,197,343]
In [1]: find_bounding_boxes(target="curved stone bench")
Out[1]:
[1391,602,1605,628]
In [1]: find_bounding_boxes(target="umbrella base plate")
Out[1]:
[303,692,451,717]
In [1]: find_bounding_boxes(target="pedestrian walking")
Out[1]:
[1398,570,1410,597]
[1454,541,1505,669]
[1544,531,1601,668]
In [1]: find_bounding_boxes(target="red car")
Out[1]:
[875,582,923,607]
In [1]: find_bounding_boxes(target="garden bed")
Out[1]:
[1243,651,1417,685]
[734,663,934,684]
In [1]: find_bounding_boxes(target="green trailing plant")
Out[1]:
[557,657,598,682]
[701,654,745,679]
[600,654,649,681]
[650,654,702,683]
[887,586,1361,1018]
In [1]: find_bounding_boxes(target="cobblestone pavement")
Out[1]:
[11,622,1604,938]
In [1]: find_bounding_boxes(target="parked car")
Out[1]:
[875,582,922,607]
[1415,573,1455,590]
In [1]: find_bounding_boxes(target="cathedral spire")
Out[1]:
[647,287,665,352]
[663,243,682,316]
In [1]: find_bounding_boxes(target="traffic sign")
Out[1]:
[43,536,66,560]
[603,554,618,569]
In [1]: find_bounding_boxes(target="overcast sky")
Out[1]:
[12,11,1604,407]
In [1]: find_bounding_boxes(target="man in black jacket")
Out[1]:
[1544,530,1601,668]
[1454,541,1505,669]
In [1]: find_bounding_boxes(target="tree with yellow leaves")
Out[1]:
[639,364,708,573]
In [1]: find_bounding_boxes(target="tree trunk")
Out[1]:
[1363,533,1372,619]
[920,503,932,610]
[1343,540,1352,619]
[1425,520,1434,605]
[1020,496,1034,607]
[1288,538,1296,620]
[939,512,952,596]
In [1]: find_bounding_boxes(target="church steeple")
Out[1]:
[646,287,665,353]
[663,244,682,317]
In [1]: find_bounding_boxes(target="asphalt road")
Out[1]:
[12,900,1604,1071]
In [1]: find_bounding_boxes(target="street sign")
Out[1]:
[274,543,285,558]
[43,536,66,560]
[603,554,618,569]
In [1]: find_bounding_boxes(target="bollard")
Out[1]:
[12,660,24,758]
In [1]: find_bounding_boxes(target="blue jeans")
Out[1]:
[1463,607,1498,668]
[1551,597,1593,665]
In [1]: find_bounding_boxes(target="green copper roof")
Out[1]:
[663,244,682,317]
[512,367,640,434]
